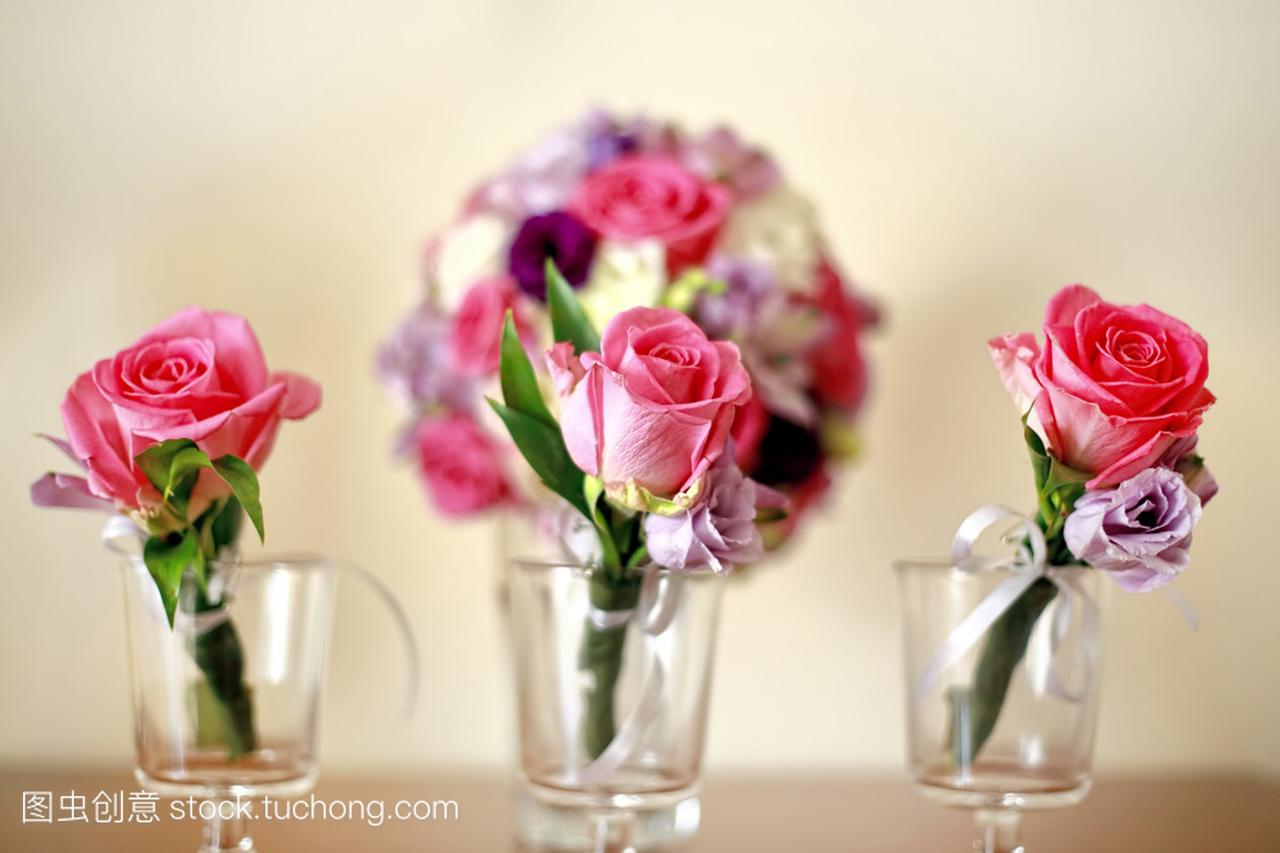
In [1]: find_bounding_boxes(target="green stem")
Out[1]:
[946,577,1058,766]
[190,583,257,759]
[579,570,641,760]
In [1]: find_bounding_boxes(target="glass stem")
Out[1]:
[588,809,637,853]
[972,808,1023,853]
[200,799,256,853]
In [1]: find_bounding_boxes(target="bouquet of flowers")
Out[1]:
[954,284,1217,762]
[378,109,878,549]
[31,308,321,758]
[492,265,786,756]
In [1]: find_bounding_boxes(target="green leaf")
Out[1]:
[135,439,220,520]
[1022,413,1089,562]
[1023,419,1052,494]
[487,399,588,518]
[209,497,245,554]
[659,267,726,314]
[137,439,192,494]
[581,475,622,573]
[583,475,608,527]
[211,456,264,543]
[1022,414,1090,500]
[546,259,600,355]
[498,313,555,428]
[143,530,202,628]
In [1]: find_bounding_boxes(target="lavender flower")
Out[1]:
[644,452,764,574]
[694,255,776,340]
[470,124,594,219]
[507,210,597,300]
[694,255,824,424]
[582,109,681,168]
[1064,467,1203,592]
[376,302,474,414]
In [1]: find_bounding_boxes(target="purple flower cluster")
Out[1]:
[376,303,474,414]
[643,451,766,574]
[1064,467,1203,592]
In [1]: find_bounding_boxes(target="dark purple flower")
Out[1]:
[751,417,824,487]
[1064,467,1202,592]
[507,210,597,300]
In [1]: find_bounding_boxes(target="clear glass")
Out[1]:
[121,553,336,852]
[897,558,1107,852]
[508,559,725,852]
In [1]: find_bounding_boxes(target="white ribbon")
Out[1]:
[916,505,1091,704]
[102,517,420,717]
[916,504,1197,705]
[566,566,682,788]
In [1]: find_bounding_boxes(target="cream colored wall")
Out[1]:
[2,0,1277,778]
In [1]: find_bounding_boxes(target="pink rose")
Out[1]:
[548,307,752,500]
[38,308,320,513]
[569,156,732,275]
[989,285,1215,488]
[414,414,513,516]
[449,276,534,376]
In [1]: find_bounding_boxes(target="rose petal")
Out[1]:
[30,472,114,511]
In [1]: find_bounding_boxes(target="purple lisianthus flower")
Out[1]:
[583,111,680,169]
[644,452,764,574]
[377,302,474,414]
[507,210,597,300]
[581,109,641,169]
[694,255,776,340]
[470,124,595,219]
[1064,467,1203,592]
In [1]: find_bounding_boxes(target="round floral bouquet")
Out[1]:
[379,109,878,552]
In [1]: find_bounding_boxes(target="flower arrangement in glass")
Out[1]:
[31,309,327,853]
[496,269,781,848]
[378,109,878,550]
[899,285,1216,852]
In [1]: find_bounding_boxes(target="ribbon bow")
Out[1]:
[915,504,1198,706]
[915,504,1096,704]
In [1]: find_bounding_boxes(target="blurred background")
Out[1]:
[2,0,1277,780]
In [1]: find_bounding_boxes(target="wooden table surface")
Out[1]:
[1,767,1276,851]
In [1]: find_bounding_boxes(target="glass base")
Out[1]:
[517,781,701,852]
[135,763,318,800]
[914,762,1092,811]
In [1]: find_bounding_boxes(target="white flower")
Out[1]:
[718,186,821,294]
[578,239,668,330]
[430,215,510,308]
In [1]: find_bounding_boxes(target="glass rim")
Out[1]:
[892,556,1093,575]
[123,551,336,574]
[508,556,720,581]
